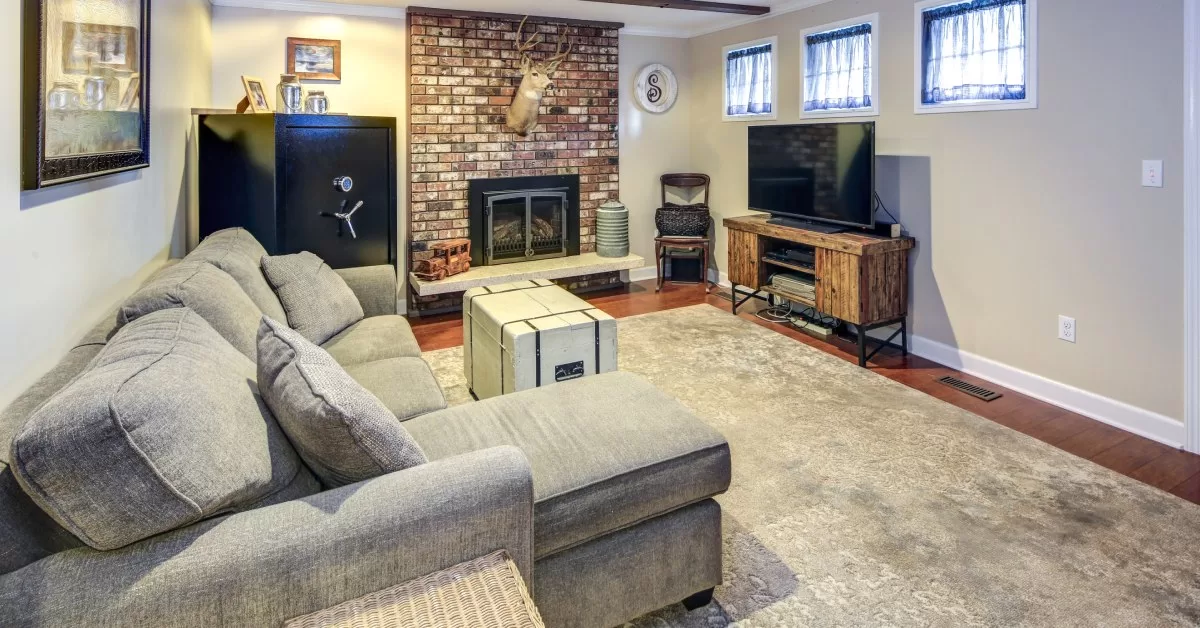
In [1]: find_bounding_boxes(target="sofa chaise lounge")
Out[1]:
[0,229,731,628]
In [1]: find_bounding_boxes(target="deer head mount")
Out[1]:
[506,17,573,137]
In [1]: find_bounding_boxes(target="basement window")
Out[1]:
[916,0,1038,113]
[802,15,880,118]
[723,37,778,122]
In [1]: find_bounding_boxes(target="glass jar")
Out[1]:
[304,91,329,115]
[82,75,112,111]
[47,81,81,111]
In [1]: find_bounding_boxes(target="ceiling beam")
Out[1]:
[577,0,771,16]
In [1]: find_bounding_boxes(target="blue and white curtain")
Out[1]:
[804,24,872,112]
[726,44,773,116]
[922,0,1027,104]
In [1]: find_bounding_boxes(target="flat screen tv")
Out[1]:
[748,121,875,230]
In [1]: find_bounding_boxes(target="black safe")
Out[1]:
[198,114,397,269]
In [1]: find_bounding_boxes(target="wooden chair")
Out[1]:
[656,173,714,293]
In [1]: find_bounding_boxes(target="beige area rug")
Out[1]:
[422,304,1200,627]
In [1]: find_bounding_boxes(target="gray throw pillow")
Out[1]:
[10,309,315,551]
[257,317,427,488]
[261,252,365,345]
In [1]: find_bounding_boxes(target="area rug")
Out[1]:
[422,304,1200,627]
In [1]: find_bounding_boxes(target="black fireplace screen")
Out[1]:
[484,188,568,265]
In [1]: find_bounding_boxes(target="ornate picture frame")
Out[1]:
[21,0,152,190]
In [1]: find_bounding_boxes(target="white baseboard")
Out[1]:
[625,266,658,283]
[910,335,1185,449]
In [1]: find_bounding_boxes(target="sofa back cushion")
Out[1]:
[10,309,315,551]
[189,228,288,322]
[119,261,262,359]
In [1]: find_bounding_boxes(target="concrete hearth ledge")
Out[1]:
[410,253,644,296]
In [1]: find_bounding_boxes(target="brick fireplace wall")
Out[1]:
[407,11,620,313]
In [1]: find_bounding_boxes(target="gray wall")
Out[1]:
[687,0,1185,420]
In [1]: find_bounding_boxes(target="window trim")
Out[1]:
[800,14,880,119]
[722,36,779,123]
[913,0,1038,114]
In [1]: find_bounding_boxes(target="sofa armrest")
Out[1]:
[335,265,398,317]
[0,447,533,627]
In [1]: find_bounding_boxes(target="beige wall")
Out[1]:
[0,0,212,410]
[209,6,410,301]
[619,35,693,265]
[689,0,1185,420]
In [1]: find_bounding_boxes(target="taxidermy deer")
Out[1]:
[506,17,573,137]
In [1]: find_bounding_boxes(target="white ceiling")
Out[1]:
[212,0,835,38]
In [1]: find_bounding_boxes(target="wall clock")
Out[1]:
[634,64,678,114]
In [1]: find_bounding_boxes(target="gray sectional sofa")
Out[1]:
[0,229,731,627]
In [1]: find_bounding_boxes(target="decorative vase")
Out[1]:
[596,200,630,258]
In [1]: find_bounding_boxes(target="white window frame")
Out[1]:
[913,0,1038,114]
[722,36,779,123]
[801,14,880,119]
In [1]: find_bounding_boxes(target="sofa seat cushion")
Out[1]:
[258,317,428,488]
[190,229,288,322]
[10,309,318,551]
[321,316,423,365]
[343,358,448,421]
[405,372,730,559]
[119,261,263,359]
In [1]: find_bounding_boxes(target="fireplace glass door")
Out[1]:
[485,188,569,265]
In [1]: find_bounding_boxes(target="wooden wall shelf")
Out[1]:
[724,214,915,367]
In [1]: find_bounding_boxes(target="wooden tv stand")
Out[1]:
[724,215,915,367]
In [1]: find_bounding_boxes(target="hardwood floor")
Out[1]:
[408,279,1200,506]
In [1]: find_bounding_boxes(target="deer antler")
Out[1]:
[545,24,573,69]
[515,16,541,63]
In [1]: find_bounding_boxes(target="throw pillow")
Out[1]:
[261,252,365,345]
[257,316,427,488]
[10,309,316,551]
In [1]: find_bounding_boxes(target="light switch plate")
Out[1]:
[1143,160,1164,188]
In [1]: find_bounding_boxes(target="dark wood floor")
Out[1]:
[408,280,1200,505]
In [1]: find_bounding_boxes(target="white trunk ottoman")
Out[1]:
[464,279,617,400]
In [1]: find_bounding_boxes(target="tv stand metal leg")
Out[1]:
[902,318,908,357]
[857,327,867,367]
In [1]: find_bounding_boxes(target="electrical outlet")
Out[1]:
[1143,160,1164,187]
[1058,315,1076,343]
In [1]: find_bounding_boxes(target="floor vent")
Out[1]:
[937,376,1003,402]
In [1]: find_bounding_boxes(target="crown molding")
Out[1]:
[208,0,408,19]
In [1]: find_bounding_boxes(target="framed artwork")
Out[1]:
[286,38,341,81]
[21,0,151,190]
[240,76,272,113]
[635,64,679,114]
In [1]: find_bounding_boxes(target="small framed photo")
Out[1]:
[241,76,272,113]
[287,38,341,81]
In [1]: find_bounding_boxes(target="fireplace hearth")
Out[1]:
[469,175,581,267]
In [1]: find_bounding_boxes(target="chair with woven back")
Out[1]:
[656,173,715,293]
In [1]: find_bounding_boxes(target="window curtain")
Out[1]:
[922,0,1027,104]
[726,44,773,116]
[804,24,872,112]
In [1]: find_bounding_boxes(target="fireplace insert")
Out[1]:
[468,175,581,267]
[485,188,569,265]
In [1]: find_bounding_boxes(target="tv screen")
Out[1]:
[748,122,875,229]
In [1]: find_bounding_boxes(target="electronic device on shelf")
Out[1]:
[748,121,875,233]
